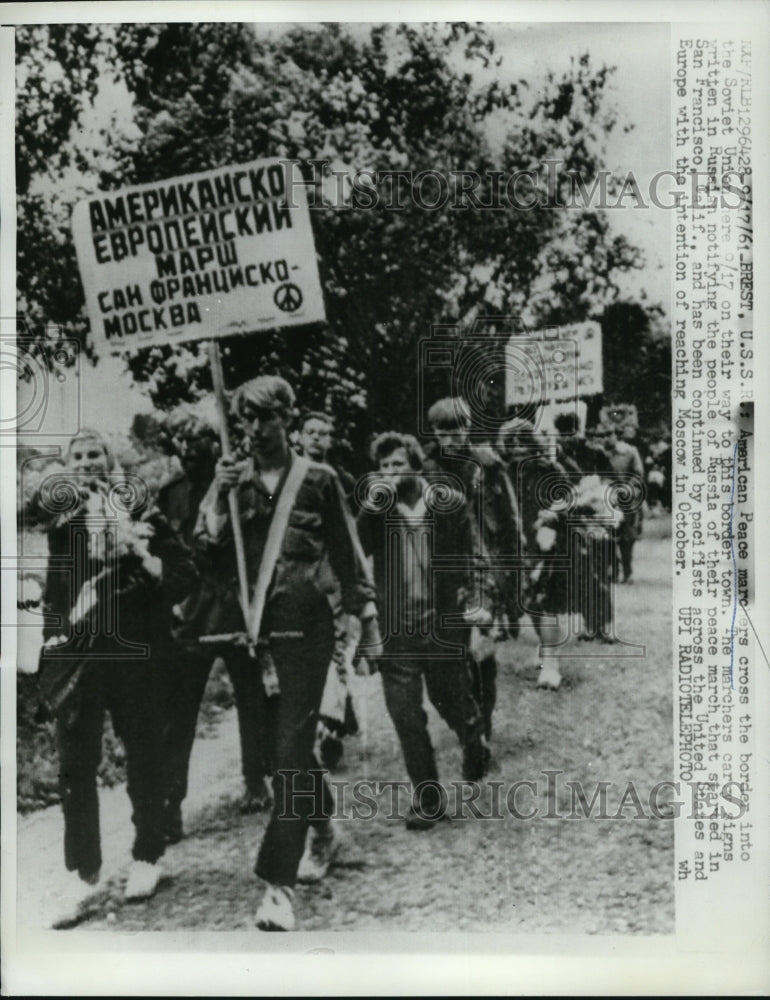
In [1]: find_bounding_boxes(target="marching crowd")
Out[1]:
[21,375,657,931]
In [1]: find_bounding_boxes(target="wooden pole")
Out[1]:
[207,340,252,642]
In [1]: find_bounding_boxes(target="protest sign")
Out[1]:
[72,158,325,351]
[505,320,603,406]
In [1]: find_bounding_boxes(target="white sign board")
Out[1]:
[505,320,603,405]
[72,158,325,351]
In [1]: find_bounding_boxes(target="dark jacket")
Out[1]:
[557,438,612,477]
[24,475,195,644]
[331,463,356,508]
[356,477,484,637]
[190,454,375,640]
[423,441,522,614]
[157,471,211,548]
[505,454,567,550]
[25,473,196,716]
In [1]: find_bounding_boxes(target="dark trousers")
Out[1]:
[617,536,635,582]
[379,633,483,799]
[160,651,268,809]
[616,510,642,582]
[576,533,615,637]
[471,653,497,742]
[56,659,165,876]
[246,619,335,888]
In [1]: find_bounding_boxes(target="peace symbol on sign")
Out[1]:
[274,282,303,313]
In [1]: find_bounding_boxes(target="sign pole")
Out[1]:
[207,339,252,647]
[72,158,327,654]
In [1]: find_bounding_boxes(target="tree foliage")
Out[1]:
[16,21,667,463]
[601,300,670,437]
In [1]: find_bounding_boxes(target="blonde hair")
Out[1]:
[232,375,296,418]
[67,428,115,471]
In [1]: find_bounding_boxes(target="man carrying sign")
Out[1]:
[193,375,379,932]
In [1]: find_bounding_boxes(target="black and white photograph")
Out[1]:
[1,3,768,996]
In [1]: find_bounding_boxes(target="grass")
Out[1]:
[16,657,235,815]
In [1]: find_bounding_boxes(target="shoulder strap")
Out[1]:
[246,454,312,643]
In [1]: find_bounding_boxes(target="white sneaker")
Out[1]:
[255,884,295,931]
[296,821,341,884]
[52,871,99,927]
[124,860,163,902]
[536,661,562,690]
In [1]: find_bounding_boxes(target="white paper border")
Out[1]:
[1,1,768,995]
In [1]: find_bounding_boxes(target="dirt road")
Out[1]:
[17,528,674,934]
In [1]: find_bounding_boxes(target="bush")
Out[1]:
[17,672,129,814]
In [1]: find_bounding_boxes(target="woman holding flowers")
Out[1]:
[24,428,195,913]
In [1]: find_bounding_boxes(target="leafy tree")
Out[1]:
[16,21,665,464]
[601,300,670,438]
[15,25,120,361]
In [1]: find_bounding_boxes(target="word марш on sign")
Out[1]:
[72,158,325,351]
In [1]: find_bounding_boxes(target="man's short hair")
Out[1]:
[165,406,218,443]
[370,431,425,471]
[232,375,296,418]
[67,428,115,470]
[553,412,580,435]
[427,397,471,431]
[301,411,333,431]
[498,417,546,454]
